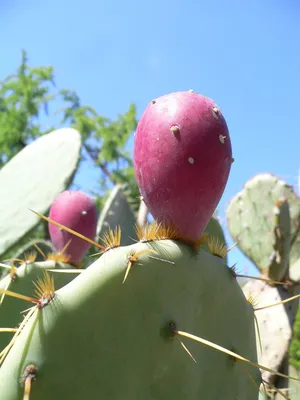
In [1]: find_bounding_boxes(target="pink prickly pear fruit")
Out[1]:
[133,90,233,241]
[48,190,98,264]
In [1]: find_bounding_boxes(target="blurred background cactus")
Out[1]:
[226,172,300,399]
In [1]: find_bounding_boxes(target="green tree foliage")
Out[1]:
[290,305,300,371]
[0,50,139,205]
[0,50,139,258]
[0,50,55,165]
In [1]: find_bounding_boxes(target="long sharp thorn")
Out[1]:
[0,289,39,305]
[255,294,300,311]
[175,330,300,382]
[237,274,285,285]
[29,209,105,250]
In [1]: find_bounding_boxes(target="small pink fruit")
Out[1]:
[48,190,98,264]
[133,90,232,241]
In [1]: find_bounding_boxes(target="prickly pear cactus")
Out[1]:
[227,173,300,282]
[227,172,300,399]
[0,128,81,258]
[242,279,295,386]
[0,259,77,353]
[0,235,261,399]
[1,91,300,399]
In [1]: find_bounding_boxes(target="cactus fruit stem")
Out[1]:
[22,364,37,400]
[122,248,157,284]
[169,325,300,382]
[30,209,105,251]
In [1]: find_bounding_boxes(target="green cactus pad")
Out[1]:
[242,278,295,387]
[0,260,76,353]
[226,173,299,281]
[0,240,260,399]
[0,128,81,257]
[97,184,137,245]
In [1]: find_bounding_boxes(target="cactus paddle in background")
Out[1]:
[134,90,233,242]
[0,128,81,258]
[48,191,98,265]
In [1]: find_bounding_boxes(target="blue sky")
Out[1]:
[1,0,299,277]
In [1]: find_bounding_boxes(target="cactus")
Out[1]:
[226,174,299,281]
[1,91,300,400]
[48,190,98,266]
[0,236,261,399]
[134,90,233,242]
[0,259,77,353]
[226,172,300,398]
[0,128,81,258]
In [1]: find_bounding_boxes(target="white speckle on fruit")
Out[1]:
[157,137,159,140]
[219,135,226,144]
[212,106,220,119]
[188,157,195,164]
[188,89,195,93]
[170,125,180,134]
[81,210,87,215]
